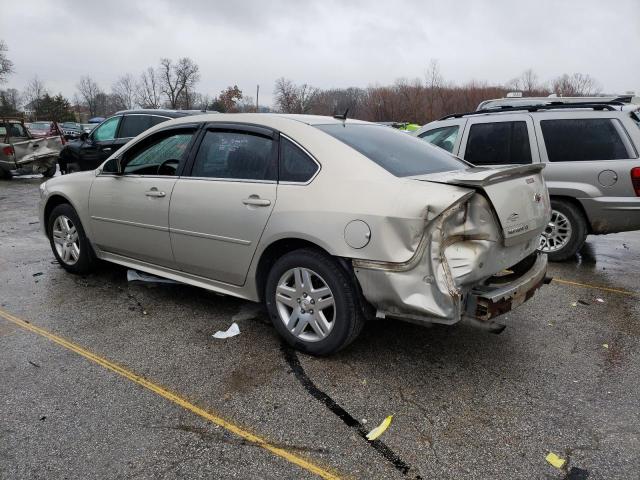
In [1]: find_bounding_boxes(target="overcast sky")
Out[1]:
[2,0,639,106]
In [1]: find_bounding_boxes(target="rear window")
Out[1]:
[540,118,635,161]
[315,123,466,176]
[465,121,532,165]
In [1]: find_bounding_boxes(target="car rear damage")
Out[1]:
[353,164,551,331]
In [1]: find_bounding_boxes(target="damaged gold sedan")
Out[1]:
[39,114,551,355]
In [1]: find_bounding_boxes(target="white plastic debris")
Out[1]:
[127,269,180,284]
[596,298,605,303]
[212,322,240,339]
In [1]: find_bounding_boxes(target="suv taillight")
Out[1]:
[2,146,14,157]
[632,167,640,197]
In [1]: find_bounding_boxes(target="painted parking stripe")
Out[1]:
[553,278,638,297]
[0,308,341,480]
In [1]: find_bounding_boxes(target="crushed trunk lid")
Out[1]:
[411,164,550,246]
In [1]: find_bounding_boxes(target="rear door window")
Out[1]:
[118,115,152,139]
[540,118,636,161]
[191,130,276,181]
[418,125,459,153]
[465,121,532,165]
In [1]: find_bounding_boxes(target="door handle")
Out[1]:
[242,196,271,207]
[145,188,166,198]
[102,147,112,152]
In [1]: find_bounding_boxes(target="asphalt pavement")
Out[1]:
[1,177,639,479]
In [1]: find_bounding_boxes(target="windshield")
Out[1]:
[315,123,467,176]
[30,122,49,130]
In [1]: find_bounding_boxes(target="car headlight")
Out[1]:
[39,182,47,198]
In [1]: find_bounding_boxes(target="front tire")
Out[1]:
[265,248,364,356]
[539,199,587,261]
[47,203,96,274]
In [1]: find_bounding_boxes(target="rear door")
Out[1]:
[458,114,540,166]
[169,123,278,285]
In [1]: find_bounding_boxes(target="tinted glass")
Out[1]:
[123,131,194,175]
[419,125,459,153]
[92,116,120,142]
[541,118,632,161]
[315,124,466,176]
[279,137,318,182]
[191,130,275,180]
[30,122,49,131]
[465,121,532,165]
[150,116,170,126]
[118,115,151,138]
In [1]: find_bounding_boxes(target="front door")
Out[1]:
[78,115,121,170]
[89,127,198,268]
[170,125,278,285]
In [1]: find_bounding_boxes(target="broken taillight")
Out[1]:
[632,167,640,197]
[2,146,14,157]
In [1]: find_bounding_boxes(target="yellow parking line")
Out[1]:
[0,308,341,480]
[553,278,638,297]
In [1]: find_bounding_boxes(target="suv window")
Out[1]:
[418,125,459,153]
[92,116,120,142]
[118,115,152,138]
[541,118,633,161]
[465,121,532,165]
[191,130,276,180]
[315,123,466,177]
[122,130,195,175]
[279,137,318,182]
[4,122,28,137]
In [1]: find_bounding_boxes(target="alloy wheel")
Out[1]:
[539,209,572,253]
[275,267,335,342]
[52,215,80,265]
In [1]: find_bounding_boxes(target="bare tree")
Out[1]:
[273,78,318,113]
[0,40,14,84]
[159,57,200,109]
[77,76,103,117]
[23,76,47,119]
[551,73,602,96]
[136,67,162,109]
[112,74,136,110]
[424,59,444,121]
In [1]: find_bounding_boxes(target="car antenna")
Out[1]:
[333,108,349,123]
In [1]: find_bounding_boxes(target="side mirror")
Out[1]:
[80,132,89,141]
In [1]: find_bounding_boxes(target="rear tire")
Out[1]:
[265,248,364,356]
[47,203,96,274]
[42,163,57,178]
[539,199,587,262]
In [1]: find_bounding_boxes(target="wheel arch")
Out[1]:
[43,194,78,234]
[254,237,358,303]
[549,195,592,234]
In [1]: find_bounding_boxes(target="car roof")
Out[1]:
[143,112,373,128]
[113,109,217,118]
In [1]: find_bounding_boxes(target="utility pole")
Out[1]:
[256,84,259,112]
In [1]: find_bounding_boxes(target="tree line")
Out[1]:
[1,39,606,124]
[273,62,604,123]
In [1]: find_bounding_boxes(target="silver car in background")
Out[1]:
[39,114,550,355]
[415,101,640,260]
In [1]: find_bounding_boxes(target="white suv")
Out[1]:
[415,100,640,261]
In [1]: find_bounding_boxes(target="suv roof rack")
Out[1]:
[440,102,620,120]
